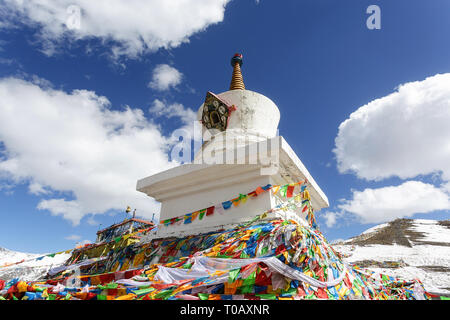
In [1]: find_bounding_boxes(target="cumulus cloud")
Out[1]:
[28,182,49,195]
[0,0,231,58]
[322,211,341,228]
[0,76,179,225]
[148,64,183,91]
[337,181,450,224]
[149,99,196,125]
[334,73,450,183]
[332,73,450,224]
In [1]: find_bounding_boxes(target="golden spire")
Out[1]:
[229,53,245,90]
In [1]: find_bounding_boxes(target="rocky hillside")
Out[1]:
[333,218,450,297]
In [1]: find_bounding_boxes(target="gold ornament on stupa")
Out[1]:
[229,53,245,90]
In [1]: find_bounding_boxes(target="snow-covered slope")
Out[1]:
[333,219,450,297]
[0,247,69,283]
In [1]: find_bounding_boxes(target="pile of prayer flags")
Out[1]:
[1,213,431,300]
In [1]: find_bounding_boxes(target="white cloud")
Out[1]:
[86,216,99,226]
[332,73,450,224]
[0,77,179,225]
[0,0,231,58]
[337,181,450,224]
[148,64,183,91]
[65,234,81,241]
[334,73,450,184]
[149,99,196,125]
[28,182,49,195]
[322,211,339,228]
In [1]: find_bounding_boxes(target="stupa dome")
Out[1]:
[195,54,280,161]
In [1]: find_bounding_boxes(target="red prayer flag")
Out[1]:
[255,269,272,286]
[86,292,97,300]
[108,289,118,296]
[344,274,352,288]
[316,268,325,282]
[206,206,215,216]
[247,191,256,197]
[124,269,143,279]
[297,286,306,297]
[99,273,115,284]
[316,288,328,299]
[286,185,295,198]
[275,244,286,255]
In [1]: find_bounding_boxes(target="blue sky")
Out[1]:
[0,0,449,253]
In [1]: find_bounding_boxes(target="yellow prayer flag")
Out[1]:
[303,189,311,200]
[272,185,280,195]
[17,281,28,293]
[114,294,136,300]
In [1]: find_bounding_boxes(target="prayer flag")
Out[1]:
[206,206,215,216]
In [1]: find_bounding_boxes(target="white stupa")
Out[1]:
[137,54,329,238]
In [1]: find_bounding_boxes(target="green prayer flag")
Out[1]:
[305,293,316,300]
[155,289,174,300]
[280,185,288,197]
[256,293,276,300]
[240,251,250,258]
[133,288,154,296]
[114,236,122,243]
[440,296,450,300]
[240,285,253,294]
[242,271,256,287]
[97,294,107,300]
[198,293,209,300]
[106,282,118,289]
[282,287,297,296]
[138,285,151,289]
[228,268,240,284]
